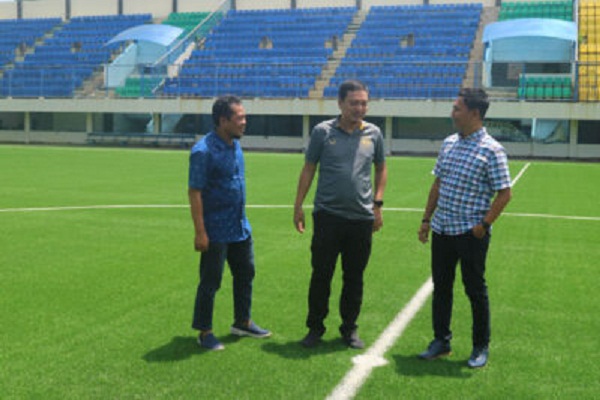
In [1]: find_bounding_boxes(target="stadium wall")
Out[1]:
[0,98,598,159]
[2,0,504,19]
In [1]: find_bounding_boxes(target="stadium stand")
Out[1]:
[496,1,575,101]
[498,0,573,21]
[1,14,151,98]
[0,18,61,67]
[518,74,573,100]
[115,76,164,98]
[579,0,600,101]
[114,12,214,99]
[324,4,482,99]
[161,7,355,98]
[162,11,212,38]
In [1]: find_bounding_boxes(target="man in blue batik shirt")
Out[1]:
[417,88,512,368]
[188,96,270,351]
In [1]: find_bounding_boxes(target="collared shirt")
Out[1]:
[432,127,511,235]
[188,132,251,243]
[305,116,386,220]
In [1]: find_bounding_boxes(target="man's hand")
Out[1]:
[472,224,487,239]
[418,221,430,244]
[294,206,305,233]
[373,207,383,232]
[194,231,209,252]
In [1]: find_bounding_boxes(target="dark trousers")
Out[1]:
[192,237,255,331]
[431,231,491,348]
[307,211,373,336]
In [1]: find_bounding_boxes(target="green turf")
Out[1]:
[1,145,598,399]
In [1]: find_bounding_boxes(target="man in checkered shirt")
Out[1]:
[417,88,512,369]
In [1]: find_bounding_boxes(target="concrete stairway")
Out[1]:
[308,9,368,98]
[464,6,499,89]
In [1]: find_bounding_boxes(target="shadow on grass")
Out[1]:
[143,334,260,362]
[262,338,349,359]
[393,354,474,379]
[143,336,199,362]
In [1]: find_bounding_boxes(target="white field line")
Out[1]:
[0,203,598,222]
[512,162,531,186]
[325,161,536,400]
[0,204,187,213]
[326,278,433,400]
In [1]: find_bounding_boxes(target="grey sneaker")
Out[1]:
[230,321,272,338]
[342,331,365,349]
[418,339,451,360]
[467,346,489,368]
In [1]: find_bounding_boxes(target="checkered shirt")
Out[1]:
[431,127,512,235]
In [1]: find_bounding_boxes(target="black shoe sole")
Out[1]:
[418,351,452,360]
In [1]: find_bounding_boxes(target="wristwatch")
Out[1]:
[481,220,491,231]
[373,199,384,208]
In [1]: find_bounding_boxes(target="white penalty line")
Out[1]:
[326,278,433,400]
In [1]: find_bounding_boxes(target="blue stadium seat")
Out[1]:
[162,7,355,99]
[0,14,152,98]
[326,4,480,100]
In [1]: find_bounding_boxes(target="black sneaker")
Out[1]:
[418,339,451,360]
[342,331,365,349]
[467,346,489,368]
[300,330,323,348]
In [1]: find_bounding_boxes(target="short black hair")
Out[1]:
[458,88,489,119]
[212,95,242,127]
[338,80,368,101]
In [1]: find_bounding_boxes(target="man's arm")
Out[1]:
[472,187,512,239]
[418,177,440,244]
[373,162,388,232]
[293,162,317,233]
[188,188,209,252]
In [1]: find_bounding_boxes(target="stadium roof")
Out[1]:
[483,18,577,43]
[105,24,184,47]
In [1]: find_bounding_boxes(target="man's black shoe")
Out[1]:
[300,330,322,348]
[418,339,451,360]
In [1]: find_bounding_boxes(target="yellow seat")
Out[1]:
[580,65,589,76]
[581,43,590,54]
[592,86,600,101]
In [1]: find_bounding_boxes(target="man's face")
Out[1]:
[221,103,246,139]
[339,89,368,124]
[451,96,477,133]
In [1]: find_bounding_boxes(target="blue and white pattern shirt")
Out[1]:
[431,127,512,235]
[188,132,251,243]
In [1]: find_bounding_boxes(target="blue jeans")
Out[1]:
[431,231,491,348]
[192,237,255,331]
[307,211,373,336]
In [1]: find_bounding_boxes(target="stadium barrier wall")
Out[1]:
[3,0,502,19]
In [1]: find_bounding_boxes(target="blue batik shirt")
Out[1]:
[431,127,512,235]
[188,132,251,243]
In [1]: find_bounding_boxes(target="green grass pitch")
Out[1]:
[1,145,598,399]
